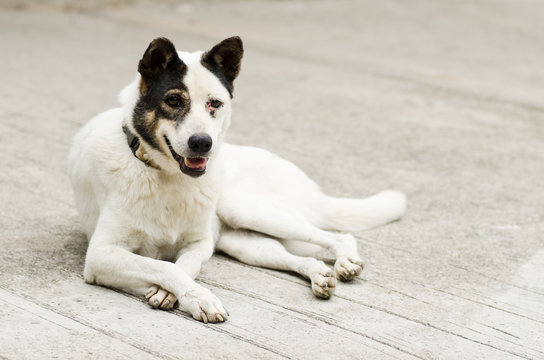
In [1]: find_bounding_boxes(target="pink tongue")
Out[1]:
[186,157,207,170]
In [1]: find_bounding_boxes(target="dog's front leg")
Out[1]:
[146,232,220,318]
[175,233,214,278]
[85,217,227,323]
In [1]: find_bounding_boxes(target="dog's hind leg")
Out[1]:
[216,230,337,298]
[219,189,405,281]
[220,205,366,281]
[276,224,365,282]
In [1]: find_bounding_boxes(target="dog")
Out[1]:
[68,36,406,323]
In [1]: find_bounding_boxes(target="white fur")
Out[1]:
[69,46,406,322]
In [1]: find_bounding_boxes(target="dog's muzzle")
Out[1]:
[164,136,208,177]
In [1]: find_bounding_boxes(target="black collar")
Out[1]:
[122,123,160,169]
[122,123,141,159]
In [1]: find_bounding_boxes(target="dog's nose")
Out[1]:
[188,134,213,154]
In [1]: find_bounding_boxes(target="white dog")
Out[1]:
[68,37,406,323]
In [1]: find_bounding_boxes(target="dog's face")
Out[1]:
[130,37,243,177]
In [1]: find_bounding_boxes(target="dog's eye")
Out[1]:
[165,95,182,107]
[209,99,223,109]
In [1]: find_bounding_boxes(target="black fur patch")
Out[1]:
[201,36,244,98]
[132,38,191,152]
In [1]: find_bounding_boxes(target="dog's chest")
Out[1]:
[132,176,215,246]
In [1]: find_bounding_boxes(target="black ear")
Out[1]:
[138,37,179,94]
[201,36,244,96]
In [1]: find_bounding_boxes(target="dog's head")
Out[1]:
[121,37,243,177]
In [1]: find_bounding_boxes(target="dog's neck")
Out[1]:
[122,122,161,170]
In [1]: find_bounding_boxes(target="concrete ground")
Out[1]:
[1,1,543,359]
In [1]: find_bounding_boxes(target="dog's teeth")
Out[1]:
[184,158,189,166]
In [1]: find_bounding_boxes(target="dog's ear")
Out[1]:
[138,37,180,94]
[201,36,244,96]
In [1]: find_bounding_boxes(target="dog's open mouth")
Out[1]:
[164,136,208,177]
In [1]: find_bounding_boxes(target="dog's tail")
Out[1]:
[319,190,407,232]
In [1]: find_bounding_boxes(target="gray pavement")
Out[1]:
[1,1,543,359]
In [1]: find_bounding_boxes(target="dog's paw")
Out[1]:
[334,257,364,281]
[310,268,337,299]
[145,285,177,310]
[178,286,228,323]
